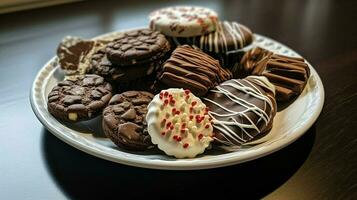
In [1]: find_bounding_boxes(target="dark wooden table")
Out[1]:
[1,0,356,199]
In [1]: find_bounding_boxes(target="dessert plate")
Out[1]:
[30,28,324,170]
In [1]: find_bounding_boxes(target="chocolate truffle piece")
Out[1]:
[102,91,154,151]
[239,47,310,101]
[47,74,113,122]
[204,76,277,147]
[158,45,232,96]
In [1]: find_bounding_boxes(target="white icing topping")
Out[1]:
[204,76,276,146]
[146,88,213,158]
[149,6,218,37]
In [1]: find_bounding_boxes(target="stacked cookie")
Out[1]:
[48,5,310,158]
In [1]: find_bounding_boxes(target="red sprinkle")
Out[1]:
[175,110,180,115]
[189,115,194,120]
[161,132,166,136]
[164,91,169,97]
[183,143,189,148]
[181,123,186,128]
[173,135,178,140]
[184,89,190,95]
[176,136,182,142]
[170,99,176,104]
[198,134,203,140]
[166,122,172,128]
[205,124,210,129]
[159,96,163,100]
[168,94,172,98]
[189,107,193,113]
[191,101,197,106]
[160,92,163,96]
[164,99,169,105]
[172,108,176,113]
[170,125,174,130]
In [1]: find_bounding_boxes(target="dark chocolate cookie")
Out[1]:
[47,74,112,122]
[90,46,161,85]
[171,21,253,53]
[158,45,232,96]
[106,29,170,65]
[239,47,310,101]
[102,91,154,150]
[203,76,277,147]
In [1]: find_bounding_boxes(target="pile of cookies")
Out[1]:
[49,6,310,158]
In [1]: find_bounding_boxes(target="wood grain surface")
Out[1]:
[0,0,356,199]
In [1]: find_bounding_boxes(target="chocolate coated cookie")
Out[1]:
[102,91,154,150]
[106,29,170,65]
[48,74,113,122]
[239,47,310,101]
[158,45,232,96]
[204,76,277,147]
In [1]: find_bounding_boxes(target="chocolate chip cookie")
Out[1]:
[47,74,113,122]
[102,91,154,150]
[106,29,171,65]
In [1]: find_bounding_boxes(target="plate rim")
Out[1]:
[30,29,325,170]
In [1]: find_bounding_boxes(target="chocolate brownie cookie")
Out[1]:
[106,29,170,66]
[47,74,112,122]
[102,91,154,150]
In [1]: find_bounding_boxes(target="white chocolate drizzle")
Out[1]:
[204,76,276,147]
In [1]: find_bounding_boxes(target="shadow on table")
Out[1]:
[41,125,316,199]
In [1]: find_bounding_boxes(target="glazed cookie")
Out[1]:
[146,88,214,158]
[102,91,154,150]
[239,47,310,101]
[204,76,277,147]
[105,29,170,66]
[90,46,161,84]
[48,74,112,122]
[57,36,108,75]
[149,6,218,37]
[158,45,232,96]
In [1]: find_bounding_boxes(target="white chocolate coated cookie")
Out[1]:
[149,6,218,37]
[146,88,214,158]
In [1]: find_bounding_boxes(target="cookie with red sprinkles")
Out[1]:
[146,88,214,158]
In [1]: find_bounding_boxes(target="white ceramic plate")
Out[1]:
[30,29,324,170]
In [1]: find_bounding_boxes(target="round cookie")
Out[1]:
[203,76,277,147]
[47,74,113,122]
[146,88,214,158]
[105,29,170,66]
[102,91,154,150]
[149,6,218,37]
[172,21,253,53]
[158,45,232,96]
[90,46,161,84]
